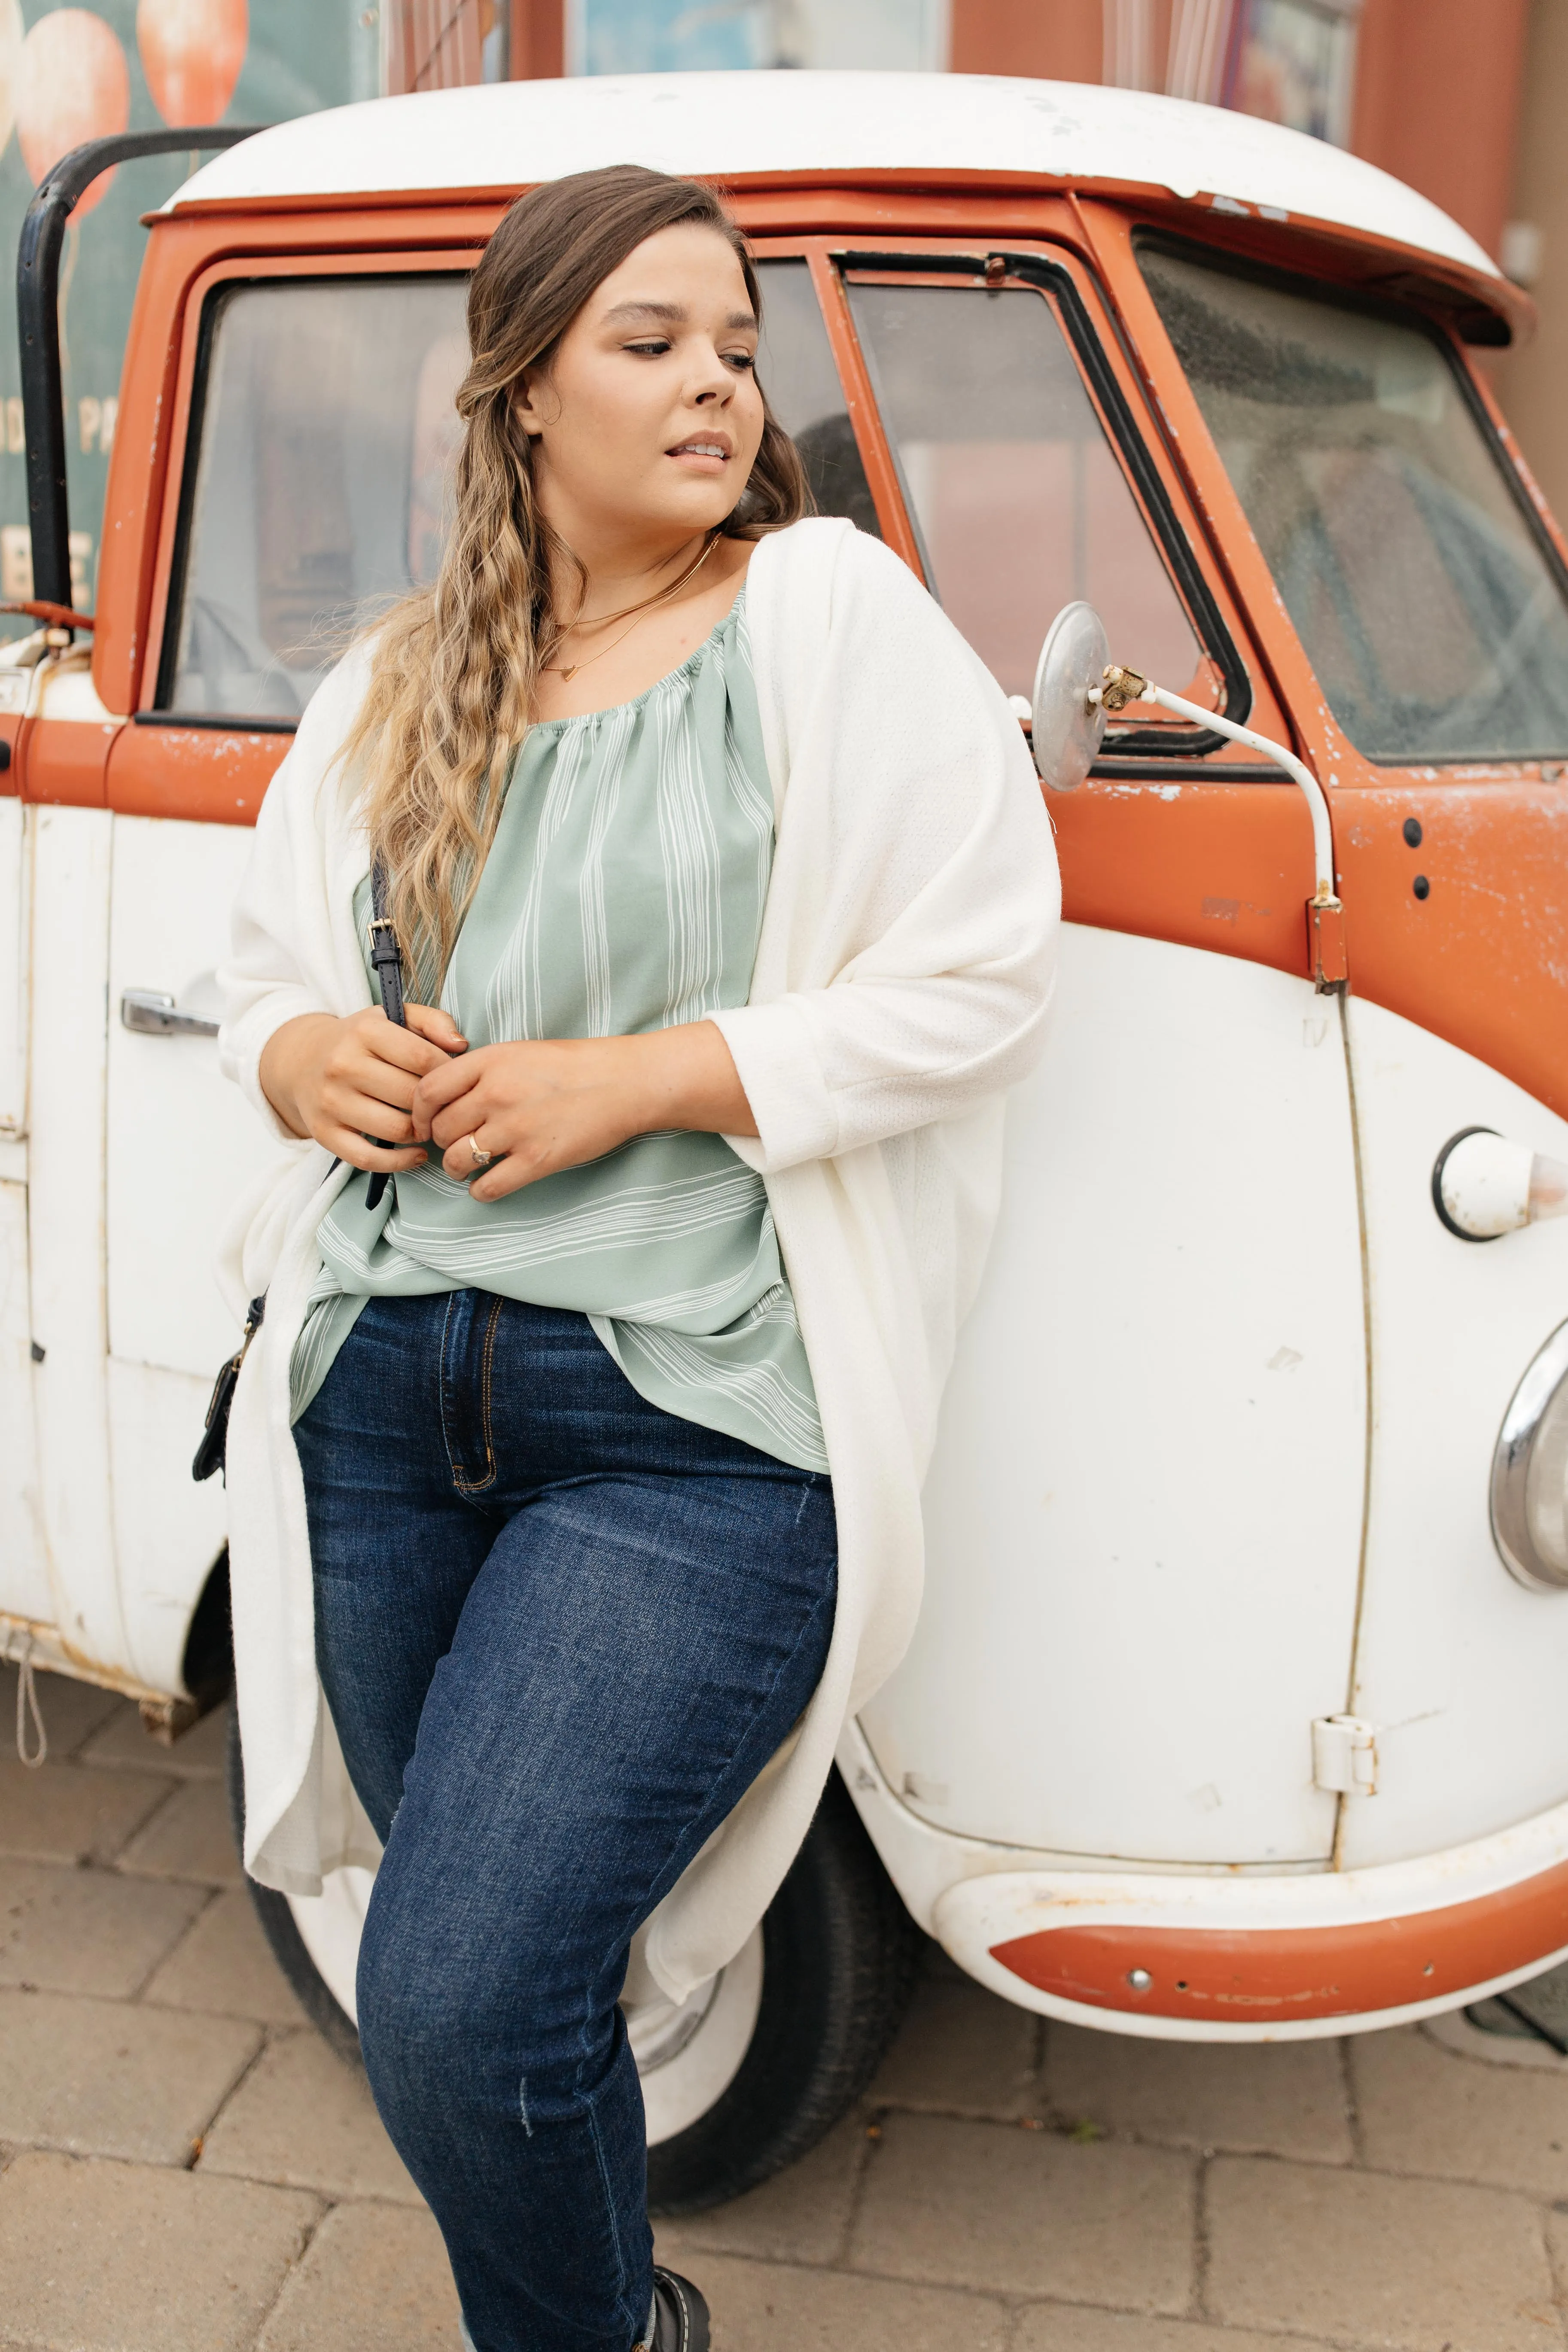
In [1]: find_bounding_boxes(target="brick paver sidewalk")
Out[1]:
[3,1668,1566,2350]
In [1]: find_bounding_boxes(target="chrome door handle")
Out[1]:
[120,989,219,1038]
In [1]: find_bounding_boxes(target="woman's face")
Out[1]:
[515,222,766,545]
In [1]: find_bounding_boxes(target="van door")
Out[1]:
[101,267,474,1696]
[829,250,1368,1865]
[101,809,260,1695]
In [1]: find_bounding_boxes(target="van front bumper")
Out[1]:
[933,1797,1568,2040]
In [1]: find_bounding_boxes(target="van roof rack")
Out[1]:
[17,127,266,625]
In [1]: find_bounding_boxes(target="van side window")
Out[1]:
[1139,243,1568,764]
[845,274,1210,713]
[160,264,873,723]
[753,260,879,540]
[163,278,469,719]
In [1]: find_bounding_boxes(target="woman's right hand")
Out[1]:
[259,1003,468,1169]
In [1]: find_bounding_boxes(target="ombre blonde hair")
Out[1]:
[343,164,810,979]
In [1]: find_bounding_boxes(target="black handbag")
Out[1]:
[192,864,404,1483]
[192,1294,266,1482]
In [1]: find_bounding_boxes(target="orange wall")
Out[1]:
[1351,0,1529,261]
[511,0,564,77]
[1492,0,1568,525]
[950,0,1107,80]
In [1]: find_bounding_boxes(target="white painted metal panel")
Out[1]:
[0,1174,52,1625]
[860,925,1366,1865]
[0,797,26,1133]
[106,815,272,1378]
[107,1358,228,1692]
[0,803,50,1625]
[171,74,1496,282]
[28,807,121,1667]
[936,1793,1568,2039]
[1338,997,1568,1868]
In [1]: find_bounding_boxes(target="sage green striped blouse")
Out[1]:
[289,594,828,1474]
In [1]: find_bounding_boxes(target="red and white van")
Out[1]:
[5,70,1568,2206]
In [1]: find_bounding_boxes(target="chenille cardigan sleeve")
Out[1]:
[712,522,1058,1173]
[219,641,378,1144]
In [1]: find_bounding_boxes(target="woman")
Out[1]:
[219,164,1058,2352]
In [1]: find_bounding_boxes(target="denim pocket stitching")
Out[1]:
[438,1292,466,1487]
[452,1294,503,1497]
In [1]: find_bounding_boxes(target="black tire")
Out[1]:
[227,1712,920,2201]
[647,1773,921,2215]
[226,1706,363,2068]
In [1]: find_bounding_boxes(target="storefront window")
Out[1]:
[1222,0,1360,146]
[568,0,945,73]
[385,0,509,91]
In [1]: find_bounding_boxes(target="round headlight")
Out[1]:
[1492,1321,1568,1590]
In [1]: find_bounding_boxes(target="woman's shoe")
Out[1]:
[649,2266,711,2352]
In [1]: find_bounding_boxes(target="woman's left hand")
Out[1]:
[409,1022,757,1202]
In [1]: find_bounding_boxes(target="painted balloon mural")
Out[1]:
[138,0,249,130]
[16,8,131,215]
[0,5,355,637]
[0,1,254,213]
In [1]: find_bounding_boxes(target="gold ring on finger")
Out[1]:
[466,1133,494,1171]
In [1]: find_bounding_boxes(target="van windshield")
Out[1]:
[161,263,874,721]
[1139,244,1568,764]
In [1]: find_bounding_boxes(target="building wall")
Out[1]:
[950,0,1105,82]
[1350,0,1529,263]
[1493,0,1568,523]
[949,0,1529,265]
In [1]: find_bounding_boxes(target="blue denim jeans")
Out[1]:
[293,1291,838,2352]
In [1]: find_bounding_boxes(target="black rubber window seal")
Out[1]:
[152,276,235,717]
[133,709,297,733]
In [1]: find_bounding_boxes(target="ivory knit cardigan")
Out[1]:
[217,516,1060,2006]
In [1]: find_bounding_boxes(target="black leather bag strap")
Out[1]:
[368,857,407,1029]
[364,859,408,1212]
[191,876,407,1482]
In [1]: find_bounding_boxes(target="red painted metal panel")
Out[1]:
[107,723,289,827]
[993,1858,1568,2021]
[22,717,120,809]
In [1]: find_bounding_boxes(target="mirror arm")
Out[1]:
[1097,677,1338,910]
[1033,606,1345,989]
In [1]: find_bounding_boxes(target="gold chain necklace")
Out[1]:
[542,532,721,682]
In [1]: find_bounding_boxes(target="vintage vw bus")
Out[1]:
[5,70,1568,2208]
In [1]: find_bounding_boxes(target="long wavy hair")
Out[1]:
[341,164,810,981]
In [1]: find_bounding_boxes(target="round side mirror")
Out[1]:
[1030,602,1109,792]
